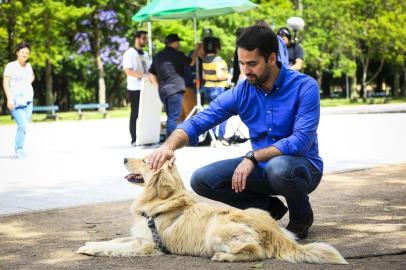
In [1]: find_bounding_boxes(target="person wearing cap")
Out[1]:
[122,30,150,146]
[149,34,196,138]
[277,27,304,71]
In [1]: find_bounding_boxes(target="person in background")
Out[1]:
[149,34,196,138]
[179,43,204,121]
[202,37,230,143]
[122,30,150,146]
[277,27,304,71]
[255,20,289,67]
[3,42,35,159]
[231,27,246,86]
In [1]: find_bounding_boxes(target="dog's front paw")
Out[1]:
[77,244,105,256]
[211,252,234,262]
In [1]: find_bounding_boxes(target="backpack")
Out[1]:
[277,36,289,67]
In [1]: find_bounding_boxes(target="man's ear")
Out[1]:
[157,168,176,199]
[266,52,277,64]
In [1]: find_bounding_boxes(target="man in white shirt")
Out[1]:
[122,30,150,146]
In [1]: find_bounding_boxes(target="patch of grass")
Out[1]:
[321,97,406,107]
[1,98,405,125]
[0,106,131,125]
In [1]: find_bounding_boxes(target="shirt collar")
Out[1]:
[254,61,285,94]
[273,61,285,91]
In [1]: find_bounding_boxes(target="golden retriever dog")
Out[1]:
[78,157,347,264]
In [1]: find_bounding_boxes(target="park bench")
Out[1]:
[32,105,59,120]
[74,103,109,119]
[367,91,391,104]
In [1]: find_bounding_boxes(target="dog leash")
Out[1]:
[141,212,170,254]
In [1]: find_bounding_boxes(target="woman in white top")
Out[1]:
[2,42,35,158]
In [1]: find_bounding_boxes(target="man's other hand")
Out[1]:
[232,158,255,193]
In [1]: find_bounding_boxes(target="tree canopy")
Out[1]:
[0,0,405,112]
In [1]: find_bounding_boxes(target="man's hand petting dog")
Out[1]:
[149,145,175,171]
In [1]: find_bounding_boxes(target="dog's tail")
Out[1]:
[275,230,348,264]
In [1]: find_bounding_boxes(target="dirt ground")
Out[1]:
[1,164,405,270]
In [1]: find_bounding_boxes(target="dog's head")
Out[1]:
[124,157,184,200]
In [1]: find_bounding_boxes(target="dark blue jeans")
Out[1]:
[190,155,322,222]
[163,92,183,137]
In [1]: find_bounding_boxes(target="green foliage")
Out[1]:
[71,81,95,103]
[17,0,90,69]
[146,0,295,64]
[1,0,406,113]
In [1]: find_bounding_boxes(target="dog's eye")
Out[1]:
[142,159,148,164]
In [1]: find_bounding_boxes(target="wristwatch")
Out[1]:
[245,151,258,165]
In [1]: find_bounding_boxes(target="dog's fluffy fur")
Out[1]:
[78,158,347,264]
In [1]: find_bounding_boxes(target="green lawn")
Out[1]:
[0,106,131,125]
[320,97,406,107]
[1,98,406,125]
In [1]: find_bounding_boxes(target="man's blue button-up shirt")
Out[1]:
[178,64,323,173]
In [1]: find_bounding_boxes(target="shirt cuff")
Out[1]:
[177,121,199,145]
[272,140,287,155]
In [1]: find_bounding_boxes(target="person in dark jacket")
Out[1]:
[149,34,196,137]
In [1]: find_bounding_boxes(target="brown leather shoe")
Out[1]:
[286,208,314,239]
[267,196,288,220]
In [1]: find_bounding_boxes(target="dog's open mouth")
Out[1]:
[125,173,144,183]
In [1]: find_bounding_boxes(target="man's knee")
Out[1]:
[265,156,293,181]
[190,168,208,195]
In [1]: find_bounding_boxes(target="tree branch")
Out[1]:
[366,58,384,85]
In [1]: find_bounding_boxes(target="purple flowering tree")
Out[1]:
[74,8,130,108]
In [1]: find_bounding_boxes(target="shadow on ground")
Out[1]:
[0,165,405,270]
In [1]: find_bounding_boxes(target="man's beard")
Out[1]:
[246,66,271,87]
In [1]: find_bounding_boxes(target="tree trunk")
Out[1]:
[351,65,358,100]
[44,6,53,105]
[45,58,53,104]
[361,51,384,100]
[401,63,406,97]
[361,58,368,100]
[6,2,16,62]
[393,66,400,98]
[321,71,332,98]
[96,55,106,107]
[92,11,106,112]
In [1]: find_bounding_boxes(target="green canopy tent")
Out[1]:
[132,0,257,142]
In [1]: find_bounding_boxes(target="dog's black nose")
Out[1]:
[124,158,128,164]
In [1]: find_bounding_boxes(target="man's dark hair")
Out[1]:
[15,42,30,53]
[203,37,220,54]
[235,27,246,38]
[237,25,278,62]
[135,30,147,39]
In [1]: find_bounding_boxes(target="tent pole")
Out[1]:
[193,17,202,108]
[147,21,153,57]
[186,16,217,145]
[147,0,152,57]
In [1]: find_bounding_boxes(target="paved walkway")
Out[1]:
[0,164,405,269]
[1,103,406,216]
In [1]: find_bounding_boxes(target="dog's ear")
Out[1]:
[142,170,160,201]
[157,166,176,199]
